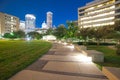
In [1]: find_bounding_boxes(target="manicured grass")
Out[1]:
[87,45,120,69]
[0,40,52,80]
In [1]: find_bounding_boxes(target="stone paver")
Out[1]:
[9,42,108,80]
[43,61,80,73]
[54,51,81,55]
[9,70,107,80]
[40,55,85,62]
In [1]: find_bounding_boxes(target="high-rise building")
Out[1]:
[47,11,53,28]
[78,0,120,28]
[25,14,36,29]
[0,12,19,35]
[19,20,25,31]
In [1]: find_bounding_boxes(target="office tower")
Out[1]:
[78,0,120,28]
[19,20,25,31]
[0,12,19,35]
[47,11,53,28]
[25,14,36,29]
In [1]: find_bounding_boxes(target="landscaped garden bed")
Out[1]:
[87,45,120,69]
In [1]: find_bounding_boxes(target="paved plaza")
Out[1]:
[9,42,108,80]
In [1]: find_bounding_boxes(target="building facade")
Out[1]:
[78,0,120,28]
[25,14,36,29]
[19,20,25,31]
[47,11,53,28]
[41,21,48,29]
[0,12,19,35]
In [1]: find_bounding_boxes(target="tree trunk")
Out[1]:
[83,39,87,46]
[116,41,120,55]
[103,38,106,43]
[97,39,100,46]
[118,40,120,44]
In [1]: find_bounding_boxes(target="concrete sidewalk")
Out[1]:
[9,42,108,80]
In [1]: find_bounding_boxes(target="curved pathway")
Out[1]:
[9,42,108,80]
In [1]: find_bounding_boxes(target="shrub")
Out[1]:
[77,42,115,46]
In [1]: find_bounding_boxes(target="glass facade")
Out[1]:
[25,14,36,29]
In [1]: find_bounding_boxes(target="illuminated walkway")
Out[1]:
[9,42,108,80]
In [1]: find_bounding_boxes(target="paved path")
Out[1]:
[9,42,108,80]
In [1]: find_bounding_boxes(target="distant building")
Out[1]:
[42,35,56,41]
[35,28,47,34]
[78,0,120,28]
[41,11,53,29]
[19,20,25,31]
[25,14,36,29]
[41,21,48,29]
[47,11,53,28]
[0,12,19,35]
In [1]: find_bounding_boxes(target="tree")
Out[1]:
[79,27,92,45]
[66,21,79,42]
[100,26,114,42]
[27,31,42,40]
[93,27,104,46]
[108,31,120,44]
[54,24,67,39]
[3,32,17,39]
[14,30,25,38]
[114,20,120,31]
[93,26,114,46]
[108,31,120,55]
[3,33,12,38]
[46,28,54,35]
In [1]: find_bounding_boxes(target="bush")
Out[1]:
[98,42,115,46]
[77,42,115,46]
[77,42,84,45]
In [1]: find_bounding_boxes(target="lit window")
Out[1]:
[97,4,103,7]
[110,6,115,9]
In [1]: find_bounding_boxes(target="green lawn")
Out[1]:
[0,40,52,80]
[87,45,120,69]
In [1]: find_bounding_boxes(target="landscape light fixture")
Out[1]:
[75,54,92,63]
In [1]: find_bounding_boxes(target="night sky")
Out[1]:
[0,0,93,28]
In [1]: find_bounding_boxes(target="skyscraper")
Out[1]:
[19,20,25,31]
[25,14,36,29]
[47,11,53,28]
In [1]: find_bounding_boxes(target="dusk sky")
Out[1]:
[0,0,93,28]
